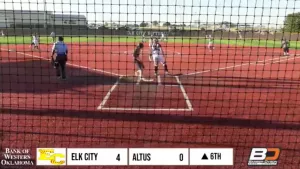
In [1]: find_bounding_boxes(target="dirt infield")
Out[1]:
[1,42,300,168]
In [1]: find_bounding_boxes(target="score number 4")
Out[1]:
[116,154,121,161]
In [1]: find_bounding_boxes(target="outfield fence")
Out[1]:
[2,28,300,41]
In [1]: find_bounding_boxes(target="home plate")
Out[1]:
[142,78,154,82]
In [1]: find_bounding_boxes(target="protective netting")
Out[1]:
[1,0,300,168]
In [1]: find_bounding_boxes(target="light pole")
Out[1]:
[43,0,47,29]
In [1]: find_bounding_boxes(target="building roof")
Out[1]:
[0,10,52,14]
[236,23,252,26]
[0,10,87,20]
[51,14,86,19]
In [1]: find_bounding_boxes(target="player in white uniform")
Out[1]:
[30,33,39,50]
[141,32,146,42]
[160,33,165,41]
[208,36,214,52]
[238,31,243,39]
[50,31,56,43]
[148,35,154,60]
[150,38,169,76]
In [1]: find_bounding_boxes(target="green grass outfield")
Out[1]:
[1,36,300,49]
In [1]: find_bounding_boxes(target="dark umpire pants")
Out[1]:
[52,36,56,43]
[55,54,67,79]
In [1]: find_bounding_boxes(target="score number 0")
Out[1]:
[179,153,183,161]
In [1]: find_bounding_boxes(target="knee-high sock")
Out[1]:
[163,63,168,72]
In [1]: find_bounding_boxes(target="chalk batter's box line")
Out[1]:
[97,76,193,111]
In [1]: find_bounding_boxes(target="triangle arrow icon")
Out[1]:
[202,153,209,160]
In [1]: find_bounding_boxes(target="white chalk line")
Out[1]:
[183,54,300,76]
[157,75,162,85]
[99,107,191,111]
[141,78,154,82]
[97,76,123,109]
[2,48,157,84]
[175,76,193,111]
[256,55,300,66]
[165,49,181,55]
[1,48,125,77]
[98,76,193,111]
[268,84,300,88]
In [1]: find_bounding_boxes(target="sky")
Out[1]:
[0,0,299,28]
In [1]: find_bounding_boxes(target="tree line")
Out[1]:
[101,12,299,33]
[283,12,300,32]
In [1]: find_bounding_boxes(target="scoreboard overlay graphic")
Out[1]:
[35,148,234,166]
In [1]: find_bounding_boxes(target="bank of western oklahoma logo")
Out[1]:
[36,148,66,166]
[248,148,280,166]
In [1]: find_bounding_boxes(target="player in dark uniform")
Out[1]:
[133,43,145,84]
[281,38,290,56]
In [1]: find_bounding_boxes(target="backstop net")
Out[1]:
[0,0,299,168]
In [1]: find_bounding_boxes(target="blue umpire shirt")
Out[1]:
[52,41,68,58]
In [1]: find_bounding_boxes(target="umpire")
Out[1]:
[51,36,68,80]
